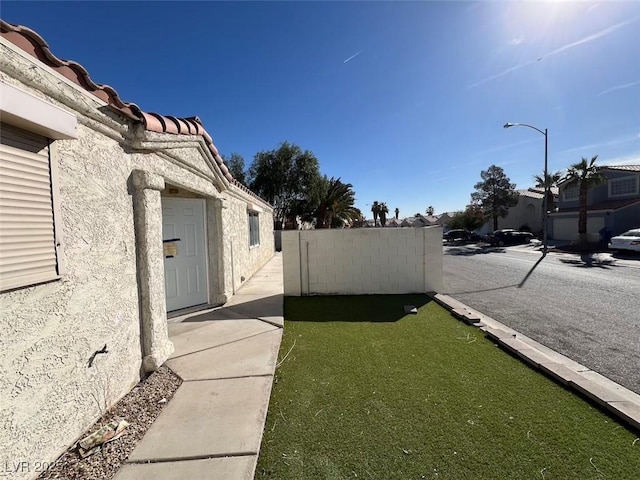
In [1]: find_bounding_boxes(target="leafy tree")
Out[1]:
[371,201,380,227]
[314,176,359,229]
[458,204,485,231]
[471,165,519,231]
[448,205,484,231]
[350,208,366,228]
[248,142,322,229]
[447,212,465,230]
[394,207,399,219]
[426,206,435,216]
[564,155,606,245]
[221,152,247,184]
[533,170,562,212]
[379,202,389,227]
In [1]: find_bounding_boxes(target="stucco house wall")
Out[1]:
[496,190,543,233]
[0,25,273,479]
[557,168,640,209]
[552,167,640,240]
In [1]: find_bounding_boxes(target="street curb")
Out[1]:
[430,293,640,433]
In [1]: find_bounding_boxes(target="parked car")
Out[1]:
[608,228,640,252]
[487,229,535,246]
[443,229,471,242]
[443,229,483,243]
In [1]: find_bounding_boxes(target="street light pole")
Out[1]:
[503,122,549,257]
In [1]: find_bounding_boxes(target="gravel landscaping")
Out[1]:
[38,366,181,480]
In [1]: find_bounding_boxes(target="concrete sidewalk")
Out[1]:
[114,253,284,480]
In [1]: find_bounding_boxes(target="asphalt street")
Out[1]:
[443,244,640,394]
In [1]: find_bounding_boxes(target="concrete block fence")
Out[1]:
[282,227,443,296]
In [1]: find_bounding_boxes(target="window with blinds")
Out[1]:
[248,211,260,247]
[0,123,62,291]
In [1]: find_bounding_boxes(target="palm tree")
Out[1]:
[533,171,562,213]
[564,155,606,246]
[371,201,380,227]
[379,202,389,227]
[394,207,399,219]
[314,177,359,229]
[426,206,435,216]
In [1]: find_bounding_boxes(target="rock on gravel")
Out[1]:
[38,365,182,480]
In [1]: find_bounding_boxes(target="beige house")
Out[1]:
[0,21,273,477]
[492,187,558,234]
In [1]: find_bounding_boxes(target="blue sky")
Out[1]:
[3,1,639,218]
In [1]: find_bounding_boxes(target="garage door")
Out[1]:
[552,216,604,241]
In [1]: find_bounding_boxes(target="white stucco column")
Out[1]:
[130,170,174,372]
[207,197,229,305]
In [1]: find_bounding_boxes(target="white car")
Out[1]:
[608,228,640,252]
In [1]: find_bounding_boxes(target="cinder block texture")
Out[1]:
[283,227,443,295]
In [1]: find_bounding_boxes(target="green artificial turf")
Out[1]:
[256,295,640,479]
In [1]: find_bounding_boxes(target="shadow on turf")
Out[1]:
[284,294,433,322]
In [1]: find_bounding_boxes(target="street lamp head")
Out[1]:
[503,122,515,128]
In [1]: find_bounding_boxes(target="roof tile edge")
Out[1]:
[1,20,270,205]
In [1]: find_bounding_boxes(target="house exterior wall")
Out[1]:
[558,170,640,209]
[0,37,273,479]
[0,121,144,480]
[612,203,640,235]
[222,194,274,295]
[497,195,542,232]
[553,169,640,241]
[282,227,443,296]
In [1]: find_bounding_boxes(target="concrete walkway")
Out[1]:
[114,253,284,480]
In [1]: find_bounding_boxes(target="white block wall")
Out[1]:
[282,227,443,296]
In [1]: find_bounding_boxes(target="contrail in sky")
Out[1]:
[468,16,639,89]
[343,50,362,64]
[599,80,640,96]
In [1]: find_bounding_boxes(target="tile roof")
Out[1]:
[603,165,640,172]
[518,189,544,199]
[0,20,262,202]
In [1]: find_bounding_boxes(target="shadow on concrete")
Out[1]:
[285,294,432,323]
[559,254,619,269]
[517,254,546,288]
[610,251,640,261]
[446,253,547,294]
[180,294,284,322]
[445,246,506,256]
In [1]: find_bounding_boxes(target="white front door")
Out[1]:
[162,197,208,312]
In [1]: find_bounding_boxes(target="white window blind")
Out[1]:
[248,211,260,247]
[0,123,60,290]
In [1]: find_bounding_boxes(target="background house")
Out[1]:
[475,187,558,236]
[498,187,559,233]
[401,213,438,228]
[0,21,273,478]
[435,212,454,231]
[549,165,640,241]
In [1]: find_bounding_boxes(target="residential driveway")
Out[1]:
[443,245,640,394]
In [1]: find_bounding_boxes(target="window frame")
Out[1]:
[248,211,260,248]
[562,184,579,202]
[608,175,639,198]
[0,125,65,291]
[0,82,76,291]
